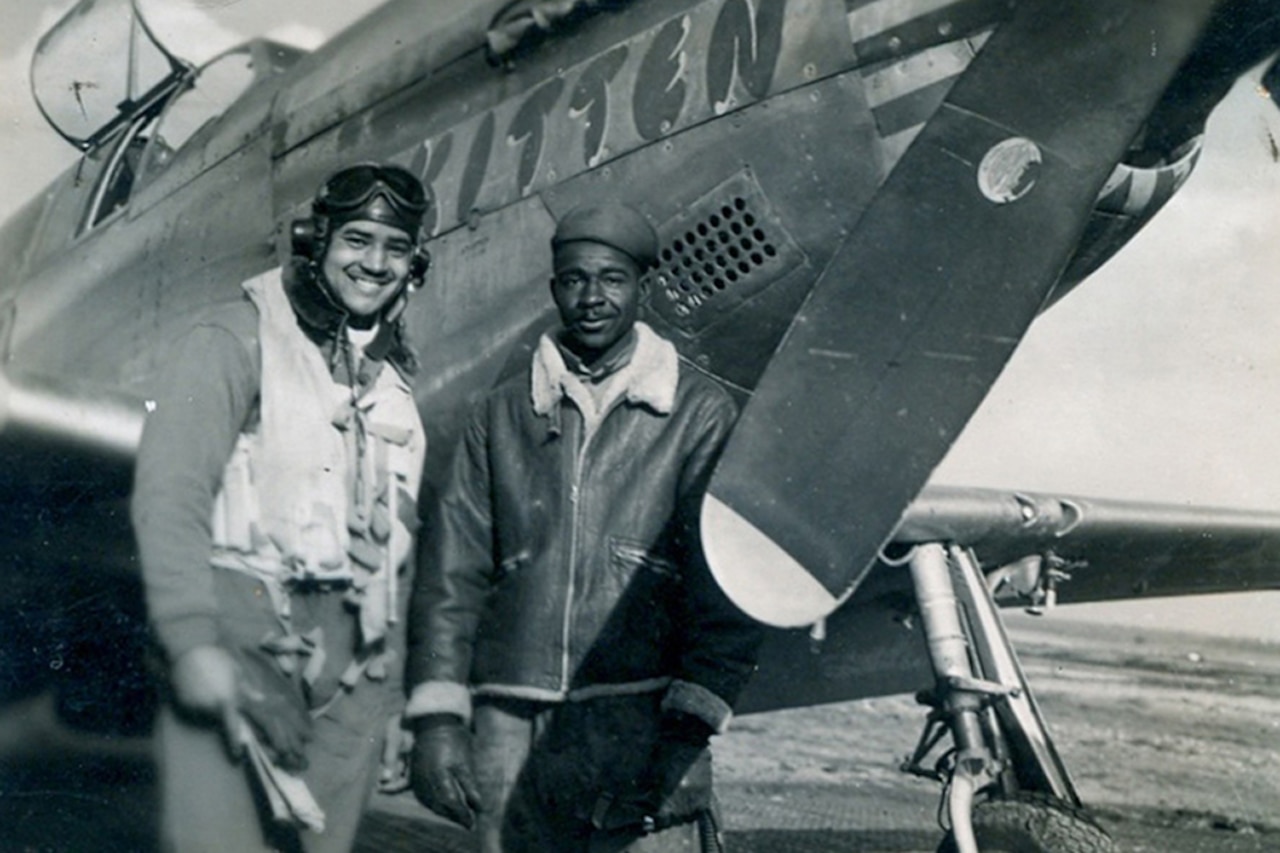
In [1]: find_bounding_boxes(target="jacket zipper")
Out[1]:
[561,411,587,693]
[559,391,632,694]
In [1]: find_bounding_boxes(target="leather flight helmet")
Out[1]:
[291,163,433,286]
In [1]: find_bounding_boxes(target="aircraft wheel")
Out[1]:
[935,792,1115,853]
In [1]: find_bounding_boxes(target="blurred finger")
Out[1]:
[219,705,246,762]
[377,764,411,794]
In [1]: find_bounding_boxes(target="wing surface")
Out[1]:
[0,370,150,734]
[737,483,1280,714]
[900,485,1280,605]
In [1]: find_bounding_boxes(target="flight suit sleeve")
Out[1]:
[382,502,420,708]
[404,403,496,724]
[664,386,764,733]
[130,316,260,662]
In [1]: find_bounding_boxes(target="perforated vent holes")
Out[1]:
[652,173,800,335]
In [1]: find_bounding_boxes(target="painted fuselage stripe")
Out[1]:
[860,39,976,108]
[849,0,1006,67]
[846,0,964,41]
[870,73,959,137]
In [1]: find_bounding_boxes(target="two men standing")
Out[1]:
[405,203,762,851]
[133,163,758,851]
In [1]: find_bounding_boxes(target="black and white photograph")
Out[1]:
[2,1,1279,851]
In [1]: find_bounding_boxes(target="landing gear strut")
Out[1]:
[902,543,1115,853]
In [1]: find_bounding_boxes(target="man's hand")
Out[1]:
[378,714,414,793]
[234,647,313,772]
[169,644,313,772]
[589,712,714,833]
[169,645,246,759]
[410,714,482,829]
[588,747,711,833]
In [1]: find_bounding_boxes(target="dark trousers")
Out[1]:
[473,694,715,853]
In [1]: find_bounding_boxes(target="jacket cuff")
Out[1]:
[405,680,473,724]
[661,679,733,734]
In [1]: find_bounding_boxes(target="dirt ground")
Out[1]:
[3,614,1278,852]
[704,613,1280,852]
[364,613,1280,853]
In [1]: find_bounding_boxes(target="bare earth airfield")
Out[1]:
[357,614,1280,853]
[2,607,1277,851]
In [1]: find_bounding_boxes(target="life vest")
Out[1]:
[209,269,425,646]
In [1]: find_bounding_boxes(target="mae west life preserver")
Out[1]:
[209,270,425,646]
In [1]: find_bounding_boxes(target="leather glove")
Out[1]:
[589,711,714,833]
[410,714,482,829]
[232,646,313,773]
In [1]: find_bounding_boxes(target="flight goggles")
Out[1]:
[314,164,429,233]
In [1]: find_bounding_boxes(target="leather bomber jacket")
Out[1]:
[406,332,762,724]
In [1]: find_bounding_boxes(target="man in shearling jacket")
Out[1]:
[406,202,762,852]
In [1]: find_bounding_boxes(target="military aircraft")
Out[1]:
[3,0,1280,850]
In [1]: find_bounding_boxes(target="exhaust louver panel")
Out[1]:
[652,171,801,336]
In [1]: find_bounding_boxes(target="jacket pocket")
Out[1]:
[495,550,530,585]
[598,538,682,656]
[608,538,679,580]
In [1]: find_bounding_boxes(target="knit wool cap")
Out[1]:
[552,203,659,270]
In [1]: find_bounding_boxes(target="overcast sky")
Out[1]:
[3,0,1279,639]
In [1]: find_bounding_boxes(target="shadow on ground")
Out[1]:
[358,810,940,853]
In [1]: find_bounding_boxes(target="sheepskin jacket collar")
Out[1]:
[531,321,678,418]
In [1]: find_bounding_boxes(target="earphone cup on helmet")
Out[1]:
[290,217,328,260]
[408,248,431,290]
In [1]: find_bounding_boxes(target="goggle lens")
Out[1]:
[318,165,428,216]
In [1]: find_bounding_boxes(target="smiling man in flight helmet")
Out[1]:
[132,163,432,852]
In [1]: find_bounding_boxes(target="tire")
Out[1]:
[936,792,1116,853]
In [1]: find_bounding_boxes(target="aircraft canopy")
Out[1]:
[31,0,189,150]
